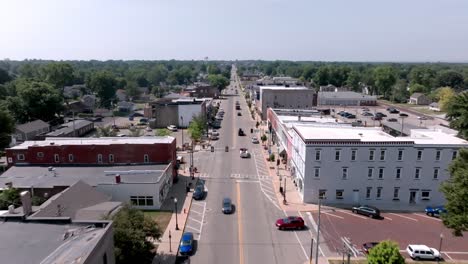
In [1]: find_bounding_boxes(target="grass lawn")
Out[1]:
[329,259,468,264]
[144,210,172,232]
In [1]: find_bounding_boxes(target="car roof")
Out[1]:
[223,197,231,203]
[408,244,431,250]
[182,232,193,240]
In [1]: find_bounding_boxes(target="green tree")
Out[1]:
[188,114,207,142]
[208,74,229,91]
[0,109,15,149]
[0,188,21,209]
[367,240,405,264]
[125,81,139,99]
[373,66,397,98]
[440,148,468,236]
[108,204,161,264]
[87,71,117,108]
[346,70,361,92]
[147,64,168,86]
[409,66,436,88]
[445,92,468,139]
[0,68,11,84]
[436,70,464,90]
[437,87,456,112]
[41,62,74,97]
[408,83,427,95]
[390,79,409,103]
[261,134,267,145]
[155,128,172,136]
[313,66,330,86]
[96,126,117,137]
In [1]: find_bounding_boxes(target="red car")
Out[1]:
[275,216,305,230]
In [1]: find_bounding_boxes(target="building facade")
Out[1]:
[317,91,377,106]
[258,86,315,120]
[14,120,50,141]
[146,98,209,128]
[289,125,467,211]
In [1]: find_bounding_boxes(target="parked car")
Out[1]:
[145,127,152,132]
[209,130,219,136]
[222,197,233,214]
[351,205,381,218]
[387,118,398,122]
[275,216,305,230]
[209,134,219,140]
[362,112,374,117]
[345,114,356,119]
[399,113,409,117]
[362,107,370,111]
[362,242,379,254]
[371,116,382,121]
[251,137,259,144]
[167,125,178,131]
[387,107,400,114]
[193,186,205,200]
[406,245,441,260]
[375,112,387,118]
[179,232,194,256]
[425,206,447,217]
[236,105,241,110]
[238,128,245,136]
[418,116,428,120]
[240,148,251,158]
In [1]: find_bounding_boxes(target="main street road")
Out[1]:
[185,67,316,264]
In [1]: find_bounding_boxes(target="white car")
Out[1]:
[240,148,251,158]
[167,125,178,132]
[146,127,153,132]
[251,137,259,144]
[209,134,219,140]
[209,130,219,136]
[406,245,441,260]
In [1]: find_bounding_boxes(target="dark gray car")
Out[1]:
[222,197,233,214]
[352,205,381,218]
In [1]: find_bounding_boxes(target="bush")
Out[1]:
[269,153,275,162]
[367,240,405,264]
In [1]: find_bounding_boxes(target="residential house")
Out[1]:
[14,120,50,142]
[81,94,96,109]
[117,101,134,112]
[409,93,431,105]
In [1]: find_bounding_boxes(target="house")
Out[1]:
[14,120,50,141]
[117,101,135,112]
[63,85,85,99]
[409,93,431,105]
[81,94,96,109]
[429,102,441,112]
[317,91,377,106]
[116,89,127,101]
[66,101,91,114]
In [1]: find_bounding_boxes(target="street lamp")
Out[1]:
[438,233,444,263]
[174,197,179,230]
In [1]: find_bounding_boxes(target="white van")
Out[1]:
[406,245,441,260]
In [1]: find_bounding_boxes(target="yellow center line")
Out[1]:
[236,182,244,264]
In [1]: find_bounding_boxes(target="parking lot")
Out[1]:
[310,209,468,261]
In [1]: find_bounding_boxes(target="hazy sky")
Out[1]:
[1,0,467,62]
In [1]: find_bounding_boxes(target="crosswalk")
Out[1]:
[230,173,271,180]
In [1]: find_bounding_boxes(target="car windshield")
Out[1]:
[224,202,230,207]
[181,239,192,246]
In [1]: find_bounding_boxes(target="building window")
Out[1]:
[395,168,401,179]
[397,149,403,161]
[103,253,108,264]
[314,167,320,178]
[378,168,384,179]
[342,168,348,179]
[144,154,149,163]
[351,150,357,161]
[97,154,103,163]
[367,168,374,179]
[319,189,327,199]
[37,152,44,158]
[54,154,59,163]
[68,154,74,162]
[369,150,375,161]
[380,150,386,161]
[366,187,372,199]
[315,150,321,161]
[109,154,114,163]
[417,150,423,161]
[130,196,154,206]
[415,168,421,179]
[335,150,341,161]
[421,190,431,200]
[376,187,382,199]
[435,150,441,161]
[433,168,439,179]
[393,187,400,200]
[336,190,344,200]
[17,154,25,161]
[452,151,458,160]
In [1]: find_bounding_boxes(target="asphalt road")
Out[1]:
[186,67,313,264]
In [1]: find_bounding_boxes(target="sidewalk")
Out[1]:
[153,174,197,264]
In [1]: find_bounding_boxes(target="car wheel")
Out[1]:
[352,210,356,213]
[415,257,420,261]
[430,213,434,217]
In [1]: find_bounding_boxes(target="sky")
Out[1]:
[1,0,468,62]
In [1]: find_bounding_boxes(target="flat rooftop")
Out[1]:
[0,221,108,264]
[260,86,309,90]
[9,136,175,149]
[318,91,377,99]
[293,125,468,146]
[0,164,171,188]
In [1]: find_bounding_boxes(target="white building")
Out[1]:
[289,125,467,210]
[258,86,315,120]
[317,91,377,106]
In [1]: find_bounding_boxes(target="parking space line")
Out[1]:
[413,213,442,221]
[444,253,453,260]
[199,201,206,241]
[384,216,392,221]
[389,213,418,221]
[191,202,205,207]
[323,212,344,219]
[185,225,201,232]
[305,212,325,257]
[190,210,203,215]
[188,217,203,224]
[338,210,368,219]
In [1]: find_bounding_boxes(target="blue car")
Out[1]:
[425,206,447,217]
[179,232,194,255]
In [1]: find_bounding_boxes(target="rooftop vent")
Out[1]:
[358,133,363,137]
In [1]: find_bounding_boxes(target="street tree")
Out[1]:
[261,134,267,145]
[0,109,15,149]
[188,114,207,142]
[155,128,172,136]
[208,74,229,91]
[96,126,118,137]
[87,71,117,108]
[440,148,468,236]
[445,92,468,139]
[108,204,161,264]
[41,62,74,97]
[437,87,456,112]
[367,240,405,264]
[374,66,397,98]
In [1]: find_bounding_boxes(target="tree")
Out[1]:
[346,70,361,92]
[147,64,168,86]
[108,204,161,264]
[440,148,468,236]
[390,79,409,103]
[437,87,456,112]
[374,66,397,98]
[408,83,427,95]
[367,240,405,264]
[208,74,229,91]
[436,70,464,90]
[0,68,11,84]
[261,134,267,145]
[409,66,436,88]
[87,71,117,108]
[155,128,171,136]
[41,62,74,97]
[96,126,117,137]
[125,81,139,99]
[445,92,468,139]
[188,114,207,142]
[0,188,21,210]
[0,109,15,149]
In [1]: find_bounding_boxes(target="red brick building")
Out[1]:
[6,137,177,176]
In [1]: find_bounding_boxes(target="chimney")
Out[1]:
[115,174,121,184]
[20,191,32,216]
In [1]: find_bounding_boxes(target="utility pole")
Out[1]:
[315,197,321,264]
[180,116,184,148]
[283,177,287,204]
[309,238,314,264]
